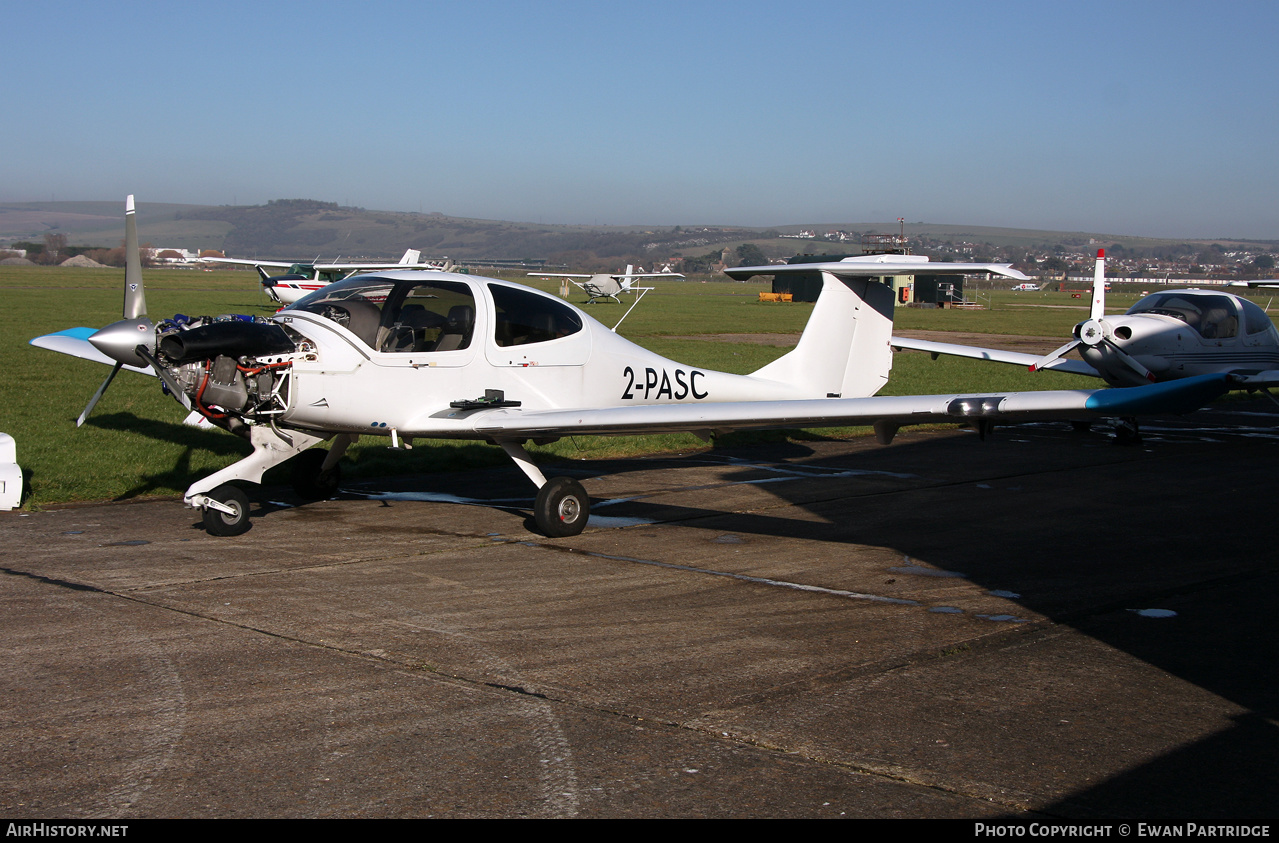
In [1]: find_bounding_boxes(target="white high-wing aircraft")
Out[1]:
[528,265,680,331]
[202,250,449,304]
[31,200,1230,538]
[890,250,1279,389]
[530,265,682,304]
[529,267,685,303]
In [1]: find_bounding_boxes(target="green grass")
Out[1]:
[2,266,1095,508]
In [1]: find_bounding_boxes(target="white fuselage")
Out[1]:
[271,271,823,440]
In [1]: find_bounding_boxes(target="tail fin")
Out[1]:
[399,249,422,265]
[1090,249,1106,322]
[749,273,894,398]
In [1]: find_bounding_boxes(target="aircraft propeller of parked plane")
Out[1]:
[31,201,1230,538]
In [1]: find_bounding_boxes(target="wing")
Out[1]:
[611,272,686,279]
[467,375,1230,441]
[30,328,154,375]
[311,261,441,271]
[1222,371,1279,388]
[1227,280,1279,288]
[890,335,1101,378]
[727,257,1029,281]
[199,257,293,269]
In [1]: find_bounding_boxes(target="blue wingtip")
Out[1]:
[1084,374,1231,415]
[29,327,97,345]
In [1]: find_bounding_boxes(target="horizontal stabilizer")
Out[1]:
[890,336,1100,378]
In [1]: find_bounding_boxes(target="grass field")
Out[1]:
[3,266,1108,508]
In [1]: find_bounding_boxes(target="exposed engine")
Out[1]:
[151,315,306,434]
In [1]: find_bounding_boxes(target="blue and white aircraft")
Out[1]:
[890,250,1279,390]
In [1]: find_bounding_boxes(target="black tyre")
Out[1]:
[202,483,251,537]
[1112,419,1142,446]
[534,477,589,537]
[292,448,341,500]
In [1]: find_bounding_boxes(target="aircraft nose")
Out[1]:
[88,318,154,368]
[1105,316,1170,352]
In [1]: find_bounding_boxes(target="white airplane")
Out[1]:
[530,265,682,331]
[891,250,1279,390]
[31,200,1229,538]
[530,265,682,305]
[202,249,449,304]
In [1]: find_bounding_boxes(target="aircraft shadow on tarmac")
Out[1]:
[331,414,1277,818]
[84,404,1277,817]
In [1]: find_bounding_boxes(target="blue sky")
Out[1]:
[4,0,1277,238]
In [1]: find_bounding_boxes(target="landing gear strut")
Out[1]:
[499,439,592,537]
[1112,417,1142,446]
[186,425,327,535]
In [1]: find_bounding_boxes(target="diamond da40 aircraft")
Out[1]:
[30,199,1231,538]
[890,249,1279,391]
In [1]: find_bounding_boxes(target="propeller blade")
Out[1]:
[1089,248,1106,322]
[1030,339,1081,372]
[1106,340,1156,382]
[76,362,123,427]
[123,195,147,320]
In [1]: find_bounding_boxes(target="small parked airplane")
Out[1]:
[202,250,449,304]
[531,266,682,303]
[31,201,1229,538]
[530,265,684,330]
[890,250,1279,389]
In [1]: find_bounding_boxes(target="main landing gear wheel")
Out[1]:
[201,483,251,537]
[291,448,341,500]
[1112,417,1142,446]
[534,477,589,537]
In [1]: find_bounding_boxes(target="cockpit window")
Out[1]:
[1238,297,1276,336]
[1128,292,1239,339]
[375,280,475,352]
[488,283,583,347]
[286,275,475,352]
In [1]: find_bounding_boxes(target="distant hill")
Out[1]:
[1,199,1273,267]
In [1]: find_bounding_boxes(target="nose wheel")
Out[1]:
[201,483,251,536]
[534,477,589,537]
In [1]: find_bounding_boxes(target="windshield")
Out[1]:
[285,274,475,351]
[1128,292,1239,339]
